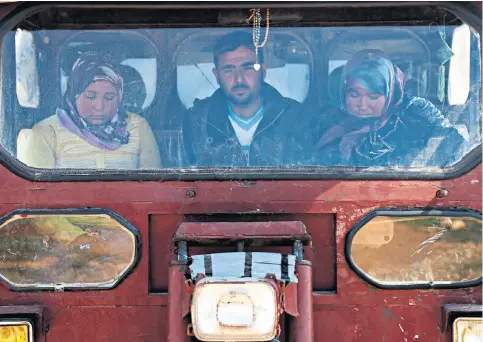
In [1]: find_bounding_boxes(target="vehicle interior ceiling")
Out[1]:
[3,4,474,163]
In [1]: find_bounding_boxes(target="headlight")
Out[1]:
[453,317,482,342]
[190,278,279,341]
[0,320,33,342]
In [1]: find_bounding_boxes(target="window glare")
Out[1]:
[449,24,471,105]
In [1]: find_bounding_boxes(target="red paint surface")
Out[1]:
[284,282,299,317]
[289,261,315,342]
[0,160,478,341]
[0,2,480,341]
[173,220,310,242]
[47,306,168,341]
[150,213,336,292]
[167,262,190,342]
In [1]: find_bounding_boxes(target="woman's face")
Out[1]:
[76,80,119,125]
[345,85,386,118]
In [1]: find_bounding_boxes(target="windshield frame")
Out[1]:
[0,1,481,182]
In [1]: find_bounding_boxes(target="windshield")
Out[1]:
[1,5,481,177]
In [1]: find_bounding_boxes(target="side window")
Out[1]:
[327,28,430,101]
[120,58,156,111]
[13,30,160,169]
[59,31,158,113]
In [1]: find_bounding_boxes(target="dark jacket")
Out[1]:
[314,95,466,167]
[183,83,309,167]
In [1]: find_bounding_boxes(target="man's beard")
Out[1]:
[227,84,255,106]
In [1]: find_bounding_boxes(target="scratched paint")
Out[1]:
[0,5,479,342]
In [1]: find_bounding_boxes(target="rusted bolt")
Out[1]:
[436,189,449,198]
[186,189,197,198]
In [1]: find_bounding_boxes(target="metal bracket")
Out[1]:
[177,241,188,262]
[293,240,304,261]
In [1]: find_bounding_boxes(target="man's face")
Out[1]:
[213,46,265,106]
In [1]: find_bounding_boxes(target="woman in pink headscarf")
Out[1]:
[24,51,160,169]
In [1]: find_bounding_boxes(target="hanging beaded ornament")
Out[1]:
[248,8,270,71]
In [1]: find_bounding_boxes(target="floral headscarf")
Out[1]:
[56,51,130,150]
[317,49,405,161]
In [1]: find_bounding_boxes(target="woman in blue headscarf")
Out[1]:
[24,51,160,169]
[315,49,465,167]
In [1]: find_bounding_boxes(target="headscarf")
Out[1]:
[56,51,130,150]
[327,65,344,107]
[317,50,405,161]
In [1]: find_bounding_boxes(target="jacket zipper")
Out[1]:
[246,106,288,166]
[203,105,288,167]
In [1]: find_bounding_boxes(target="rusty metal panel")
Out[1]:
[0,137,476,342]
[0,164,476,341]
[149,214,336,292]
[283,282,298,317]
[314,305,442,341]
[0,2,479,341]
[173,220,310,244]
[46,306,168,342]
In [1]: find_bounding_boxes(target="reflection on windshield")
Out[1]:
[0,214,136,288]
[3,16,481,171]
[351,216,482,284]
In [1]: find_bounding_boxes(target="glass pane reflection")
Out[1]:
[351,215,482,284]
[0,213,136,289]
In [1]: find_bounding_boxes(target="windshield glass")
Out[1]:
[1,5,481,176]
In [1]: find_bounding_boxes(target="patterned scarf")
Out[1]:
[56,51,130,150]
[317,50,405,161]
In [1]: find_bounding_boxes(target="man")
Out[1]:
[183,31,306,167]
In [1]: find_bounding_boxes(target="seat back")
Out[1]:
[17,128,31,164]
